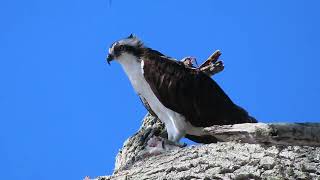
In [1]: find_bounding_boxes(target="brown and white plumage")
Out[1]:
[107,35,256,144]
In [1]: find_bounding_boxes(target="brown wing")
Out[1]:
[142,49,256,127]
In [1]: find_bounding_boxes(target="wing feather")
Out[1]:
[142,48,256,127]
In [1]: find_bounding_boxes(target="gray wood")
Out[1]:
[204,122,320,147]
[100,142,320,180]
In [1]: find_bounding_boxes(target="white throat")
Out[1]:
[117,53,143,93]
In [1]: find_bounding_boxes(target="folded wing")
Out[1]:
[142,49,256,127]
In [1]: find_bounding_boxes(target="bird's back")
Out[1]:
[142,48,256,127]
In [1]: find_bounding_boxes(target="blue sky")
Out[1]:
[1,0,320,179]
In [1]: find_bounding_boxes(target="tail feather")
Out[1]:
[231,105,257,124]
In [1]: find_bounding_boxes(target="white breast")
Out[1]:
[117,53,204,143]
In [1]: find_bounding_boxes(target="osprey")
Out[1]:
[107,34,256,144]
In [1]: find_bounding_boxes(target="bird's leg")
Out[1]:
[162,138,187,148]
[165,123,187,148]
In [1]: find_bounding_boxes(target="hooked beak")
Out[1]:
[107,54,114,65]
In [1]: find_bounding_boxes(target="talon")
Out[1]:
[162,138,186,148]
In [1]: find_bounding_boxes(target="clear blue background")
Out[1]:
[1,0,319,179]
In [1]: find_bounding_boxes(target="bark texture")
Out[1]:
[113,114,166,173]
[97,114,320,180]
[204,123,320,147]
[100,142,320,180]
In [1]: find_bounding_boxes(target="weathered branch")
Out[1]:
[99,142,320,180]
[97,120,320,180]
[110,113,320,176]
[204,123,320,147]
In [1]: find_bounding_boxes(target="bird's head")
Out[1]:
[107,34,144,65]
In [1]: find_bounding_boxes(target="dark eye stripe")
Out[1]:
[114,44,143,57]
